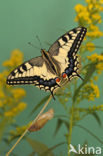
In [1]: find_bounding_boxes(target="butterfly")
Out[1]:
[7,27,87,99]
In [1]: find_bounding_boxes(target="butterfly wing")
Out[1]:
[7,56,59,94]
[49,27,87,80]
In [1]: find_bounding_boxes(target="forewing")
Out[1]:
[7,56,59,92]
[49,27,87,79]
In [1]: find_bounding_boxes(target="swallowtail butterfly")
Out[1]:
[7,27,87,99]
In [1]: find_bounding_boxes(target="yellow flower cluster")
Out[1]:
[0,89,5,99]
[0,49,27,118]
[79,82,100,101]
[4,102,26,117]
[87,53,103,74]
[86,0,103,12]
[0,70,9,87]
[3,49,23,69]
[96,63,103,74]
[87,53,103,62]
[87,25,103,38]
[11,88,26,99]
[75,4,91,25]
[93,76,98,81]
[89,83,100,100]
[85,42,95,52]
[0,101,3,107]
[74,0,103,38]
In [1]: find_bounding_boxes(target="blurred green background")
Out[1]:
[0,0,103,155]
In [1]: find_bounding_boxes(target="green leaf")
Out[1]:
[42,142,66,156]
[91,112,101,126]
[28,95,50,117]
[54,119,63,136]
[76,124,103,144]
[54,118,69,136]
[26,137,54,156]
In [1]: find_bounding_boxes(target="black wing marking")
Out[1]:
[49,27,87,79]
[7,56,59,94]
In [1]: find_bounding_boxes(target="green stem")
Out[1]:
[68,103,74,156]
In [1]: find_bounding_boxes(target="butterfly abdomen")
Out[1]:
[41,49,61,76]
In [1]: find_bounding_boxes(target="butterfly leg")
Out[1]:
[76,73,84,81]
[50,90,55,100]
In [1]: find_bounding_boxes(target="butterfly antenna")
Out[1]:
[36,35,42,49]
[28,42,40,50]
[44,41,51,46]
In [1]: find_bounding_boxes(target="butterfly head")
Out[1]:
[41,49,48,54]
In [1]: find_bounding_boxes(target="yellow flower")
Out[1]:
[12,102,26,114]
[97,105,103,111]
[87,25,103,38]
[88,4,93,10]
[75,5,91,24]
[82,82,100,101]
[89,93,95,101]
[96,54,103,61]
[87,53,103,62]
[0,89,5,98]
[74,4,85,12]
[0,70,10,87]
[75,4,91,25]
[95,3,103,11]
[93,76,98,81]
[11,88,26,99]
[90,83,100,98]
[16,125,27,134]
[4,102,26,117]
[4,111,14,117]
[100,0,103,4]
[96,63,103,71]
[97,70,102,74]
[0,101,3,107]
[86,0,91,3]
[17,102,27,111]
[87,53,98,61]
[92,14,101,23]
[3,49,23,68]
[86,42,95,52]
[75,0,103,28]
[87,31,103,38]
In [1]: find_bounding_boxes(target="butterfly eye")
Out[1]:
[62,73,67,78]
[56,77,60,83]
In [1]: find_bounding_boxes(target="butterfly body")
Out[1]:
[7,27,87,97]
[41,49,61,76]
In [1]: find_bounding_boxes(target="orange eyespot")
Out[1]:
[62,73,67,78]
[56,77,60,83]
